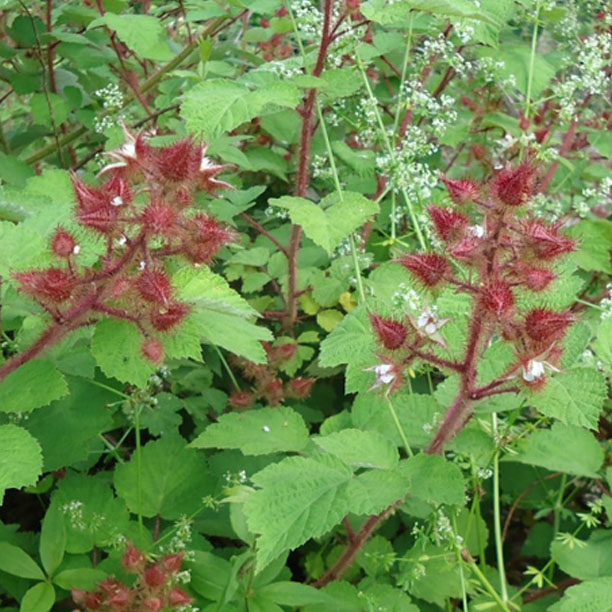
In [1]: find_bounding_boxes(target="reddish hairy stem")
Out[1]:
[240,212,289,257]
[286,0,335,329]
[539,121,577,193]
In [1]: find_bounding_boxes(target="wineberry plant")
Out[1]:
[0,0,611,611]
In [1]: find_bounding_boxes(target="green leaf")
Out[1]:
[53,568,107,590]
[182,78,300,140]
[346,469,409,515]
[114,435,214,519]
[399,454,466,506]
[506,423,603,478]
[352,392,441,450]
[0,153,35,188]
[313,429,399,469]
[53,472,130,553]
[19,582,54,612]
[0,360,69,413]
[187,550,232,602]
[319,305,375,368]
[90,13,172,60]
[568,219,612,274]
[39,503,66,577]
[91,319,155,388]
[190,406,309,455]
[527,368,607,429]
[270,192,378,255]
[0,542,45,580]
[551,530,612,581]
[548,577,612,612]
[0,425,42,504]
[258,582,333,606]
[244,455,354,570]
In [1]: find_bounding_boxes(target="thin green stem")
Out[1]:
[214,345,240,391]
[451,514,469,612]
[98,434,125,464]
[548,473,568,580]
[468,561,513,612]
[525,1,541,119]
[386,396,413,457]
[491,413,509,604]
[134,403,144,541]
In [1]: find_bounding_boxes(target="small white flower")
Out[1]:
[138,261,146,271]
[118,235,127,246]
[374,363,395,384]
[468,225,485,238]
[416,309,442,335]
[522,359,560,383]
[73,244,80,255]
[262,425,270,433]
[111,195,124,206]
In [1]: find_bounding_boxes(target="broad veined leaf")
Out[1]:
[0,360,69,413]
[399,454,466,506]
[313,429,399,469]
[505,422,603,478]
[0,424,42,504]
[270,192,378,255]
[244,455,354,570]
[53,568,107,590]
[0,542,45,580]
[190,406,309,455]
[548,577,612,612]
[19,581,55,612]
[527,368,607,429]
[114,435,214,519]
[346,469,409,515]
[551,530,612,581]
[39,503,66,577]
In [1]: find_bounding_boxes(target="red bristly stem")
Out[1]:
[286,0,335,330]
[539,120,577,193]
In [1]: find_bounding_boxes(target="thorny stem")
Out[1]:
[285,0,335,329]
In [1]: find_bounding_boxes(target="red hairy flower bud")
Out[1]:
[263,379,284,406]
[142,338,164,364]
[288,377,316,399]
[51,227,78,258]
[105,174,132,208]
[161,552,184,574]
[137,270,173,305]
[183,214,235,264]
[370,314,408,349]
[266,342,297,365]
[14,268,76,303]
[154,139,202,183]
[168,587,194,608]
[523,220,576,260]
[428,205,469,242]
[491,162,537,207]
[479,281,515,317]
[71,588,87,605]
[525,309,573,343]
[143,597,163,612]
[440,176,480,204]
[397,253,451,287]
[515,263,556,291]
[198,154,233,193]
[106,584,131,608]
[144,565,167,589]
[74,178,119,234]
[229,390,256,409]
[122,542,145,573]
[150,301,190,331]
[84,591,104,610]
[142,201,179,236]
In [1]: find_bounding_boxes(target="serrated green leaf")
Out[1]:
[313,429,399,469]
[190,406,309,455]
[551,530,612,581]
[244,455,354,570]
[548,577,612,612]
[53,568,107,590]
[270,192,378,255]
[0,425,42,504]
[399,454,466,506]
[346,469,409,515]
[114,435,214,519]
[0,360,69,413]
[91,319,155,388]
[19,582,54,612]
[258,582,333,606]
[0,542,45,580]
[90,13,171,60]
[506,422,603,478]
[527,368,606,429]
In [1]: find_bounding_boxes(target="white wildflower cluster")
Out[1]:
[391,283,422,313]
[93,115,117,134]
[573,177,612,217]
[260,59,302,79]
[7,412,29,424]
[62,500,86,531]
[453,22,475,45]
[531,192,564,221]
[552,32,612,121]
[224,469,248,485]
[354,97,380,147]
[311,154,334,180]
[264,205,290,220]
[377,153,438,201]
[165,516,193,553]
[328,22,367,68]
[473,56,516,89]
[415,34,467,77]
[599,283,612,320]
[290,0,322,38]
[431,511,463,547]
[94,84,124,110]
[477,467,494,480]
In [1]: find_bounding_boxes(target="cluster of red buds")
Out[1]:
[228,341,315,408]
[369,162,577,395]
[11,127,236,369]
[258,7,293,61]
[72,544,192,611]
